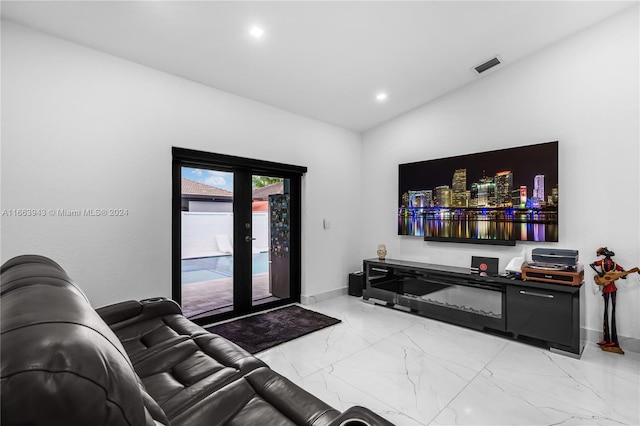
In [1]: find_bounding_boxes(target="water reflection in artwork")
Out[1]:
[398,209,557,242]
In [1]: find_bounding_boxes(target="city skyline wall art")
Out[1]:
[398,141,559,244]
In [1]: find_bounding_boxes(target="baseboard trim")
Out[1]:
[301,287,348,305]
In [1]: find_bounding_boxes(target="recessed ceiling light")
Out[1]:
[249,26,264,39]
[376,92,388,102]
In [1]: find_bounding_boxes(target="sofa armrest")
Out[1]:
[326,406,395,426]
[96,300,144,325]
[96,297,182,326]
[139,297,183,317]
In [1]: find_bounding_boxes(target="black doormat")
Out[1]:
[205,305,341,354]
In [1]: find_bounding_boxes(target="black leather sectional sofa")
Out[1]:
[1,255,393,426]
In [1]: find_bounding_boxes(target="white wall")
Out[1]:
[362,7,640,339]
[0,21,363,307]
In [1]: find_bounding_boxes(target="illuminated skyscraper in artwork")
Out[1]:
[495,171,513,207]
[476,176,496,207]
[435,186,451,207]
[408,190,432,208]
[551,186,559,205]
[451,169,468,207]
[516,186,527,207]
[533,175,545,202]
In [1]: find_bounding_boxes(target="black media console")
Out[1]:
[363,258,585,357]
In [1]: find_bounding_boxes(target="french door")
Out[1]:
[172,148,306,325]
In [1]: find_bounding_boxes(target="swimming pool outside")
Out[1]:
[181,252,269,284]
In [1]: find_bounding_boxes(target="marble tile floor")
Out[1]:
[255,295,640,426]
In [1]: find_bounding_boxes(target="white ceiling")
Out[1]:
[2,1,637,132]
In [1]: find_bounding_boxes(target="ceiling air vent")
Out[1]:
[474,56,501,74]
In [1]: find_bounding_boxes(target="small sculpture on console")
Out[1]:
[376,244,387,261]
[590,247,639,354]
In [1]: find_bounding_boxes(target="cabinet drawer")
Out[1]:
[507,285,573,345]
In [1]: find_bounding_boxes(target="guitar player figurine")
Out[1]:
[590,247,639,354]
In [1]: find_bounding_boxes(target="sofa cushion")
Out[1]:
[0,255,167,426]
[170,367,340,426]
[100,300,267,420]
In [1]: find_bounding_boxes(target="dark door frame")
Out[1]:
[172,147,307,325]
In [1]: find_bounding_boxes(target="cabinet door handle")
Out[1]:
[371,268,389,273]
[519,290,554,299]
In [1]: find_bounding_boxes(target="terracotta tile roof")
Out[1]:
[181,178,232,197]
[182,178,284,200]
[252,182,284,200]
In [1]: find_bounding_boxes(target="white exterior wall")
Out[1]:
[188,201,233,213]
[181,212,269,259]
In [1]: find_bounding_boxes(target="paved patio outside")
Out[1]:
[181,272,280,320]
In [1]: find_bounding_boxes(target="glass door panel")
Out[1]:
[251,175,291,307]
[173,148,304,325]
[180,166,235,320]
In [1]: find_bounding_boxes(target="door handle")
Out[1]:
[245,236,256,242]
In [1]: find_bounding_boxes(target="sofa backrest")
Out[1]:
[1,255,168,426]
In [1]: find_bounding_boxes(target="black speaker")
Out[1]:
[348,272,364,297]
